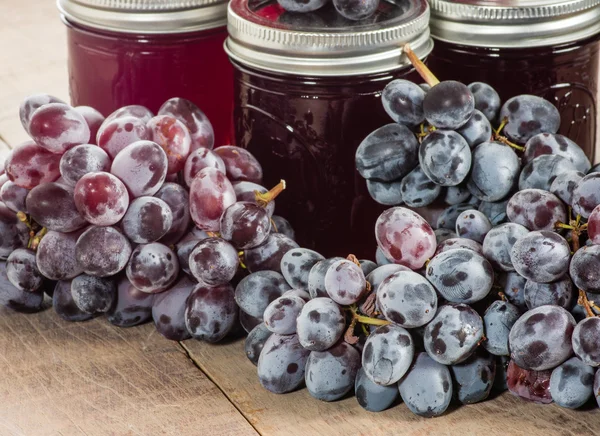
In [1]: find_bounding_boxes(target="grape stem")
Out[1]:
[270,218,279,233]
[578,290,596,318]
[346,254,360,267]
[207,231,220,238]
[255,180,286,207]
[346,306,391,327]
[238,251,247,269]
[402,44,440,87]
[29,227,47,251]
[493,117,525,152]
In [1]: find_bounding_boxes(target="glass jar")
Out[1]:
[226,0,432,258]
[58,0,234,145]
[427,0,600,161]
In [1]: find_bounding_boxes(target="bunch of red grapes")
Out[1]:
[0,95,295,343]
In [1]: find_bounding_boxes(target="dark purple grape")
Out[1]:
[499,95,560,144]
[233,181,276,217]
[0,181,29,213]
[245,323,272,366]
[507,360,552,404]
[572,173,600,219]
[400,165,442,207]
[27,182,86,232]
[570,245,600,293]
[154,183,192,246]
[280,248,326,290]
[366,264,411,292]
[435,228,457,244]
[398,352,452,417]
[437,203,473,230]
[126,243,179,293]
[499,272,527,311]
[375,247,393,265]
[71,274,116,313]
[190,167,237,232]
[305,342,361,402]
[270,215,294,240]
[468,82,500,122]
[506,189,567,231]
[434,237,483,256]
[595,370,600,407]
[455,209,492,243]
[482,222,529,272]
[359,259,378,276]
[176,239,200,277]
[235,271,291,318]
[239,309,263,334]
[245,233,299,274]
[424,304,484,365]
[509,305,575,371]
[296,297,345,351]
[220,202,271,250]
[36,230,83,280]
[122,197,173,244]
[550,171,584,205]
[107,276,154,327]
[483,300,521,356]
[183,147,225,188]
[445,184,471,206]
[277,0,328,13]
[366,178,404,206]
[523,133,591,174]
[426,249,493,304]
[258,333,310,394]
[263,295,305,335]
[53,280,95,322]
[333,0,379,19]
[423,81,474,130]
[510,231,570,283]
[355,124,419,182]
[362,324,414,385]
[467,142,520,202]
[307,257,344,299]
[494,355,510,392]
[6,248,43,292]
[214,146,263,184]
[324,259,366,305]
[549,357,594,409]
[478,199,509,226]
[519,154,576,191]
[524,277,574,310]
[76,226,132,277]
[572,317,600,367]
[185,283,237,343]
[456,109,492,148]
[355,367,398,412]
[59,144,111,186]
[380,79,425,126]
[377,270,437,328]
[74,106,104,144]
[0,261,44,313]
[419,130,471,186]
[152,276,195,340]
[451,350,496,404]
[188,238,238,286]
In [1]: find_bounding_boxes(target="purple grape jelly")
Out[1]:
[226,0,432,258]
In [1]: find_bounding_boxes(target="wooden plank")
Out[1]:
[183,339,600,436]
[0,306,258,436]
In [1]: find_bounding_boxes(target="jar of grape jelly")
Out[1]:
[226,0,432,258]
[58,0,234,145]
[427,0,600,160]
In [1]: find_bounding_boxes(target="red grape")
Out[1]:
[154,183,191,245]
[122,197,173,243]
[214,146,263,184]
[587,204,600,244]
[26,182,87,232]
[110,140,168,197]
[189,237,239,286]
[233,181,275,217]
[97,116,150,159]
[5,141,61,189]
[74,106,105,145]
[60,144,111,186]
[6,248,43,292]
[76,226,132,277]
[0,260,44,313]
[147,115,192,174]
[375,207,437,270]
[36,230,84,280]
[105,105,154,125]
[183,147,225,187]
[107,275,155,327]
[185,283,237,343]
[506,360,552,404]
[126,243,179,293]
[52,279,95,322]
[19,94,65,134]
[0,181,29,213]
[74,172,129,226]
[159,97,215,151]
[189,167,236,231]
[220,202,271,249]
[28,103,90,154]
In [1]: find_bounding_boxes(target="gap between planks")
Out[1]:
[179,341,263,436]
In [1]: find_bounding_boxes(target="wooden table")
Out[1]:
[0,1,599,435]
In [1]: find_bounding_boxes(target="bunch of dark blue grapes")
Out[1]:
[277,0,380,21]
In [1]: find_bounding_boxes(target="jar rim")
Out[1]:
[429,0,600,48]
[225,0,433,77]
[57,0,228,33]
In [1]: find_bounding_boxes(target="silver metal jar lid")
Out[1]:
[225,0,433,77]
[429,0,600,48]
[57,0,228,34]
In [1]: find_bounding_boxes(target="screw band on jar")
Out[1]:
[429,0,600,48]
[57,0,228,33]
[225,0,433,76]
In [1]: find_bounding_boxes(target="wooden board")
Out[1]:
[182,340,600,436]
[0,305,258,436]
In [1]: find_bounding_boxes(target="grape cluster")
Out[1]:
[0,95,295,346]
